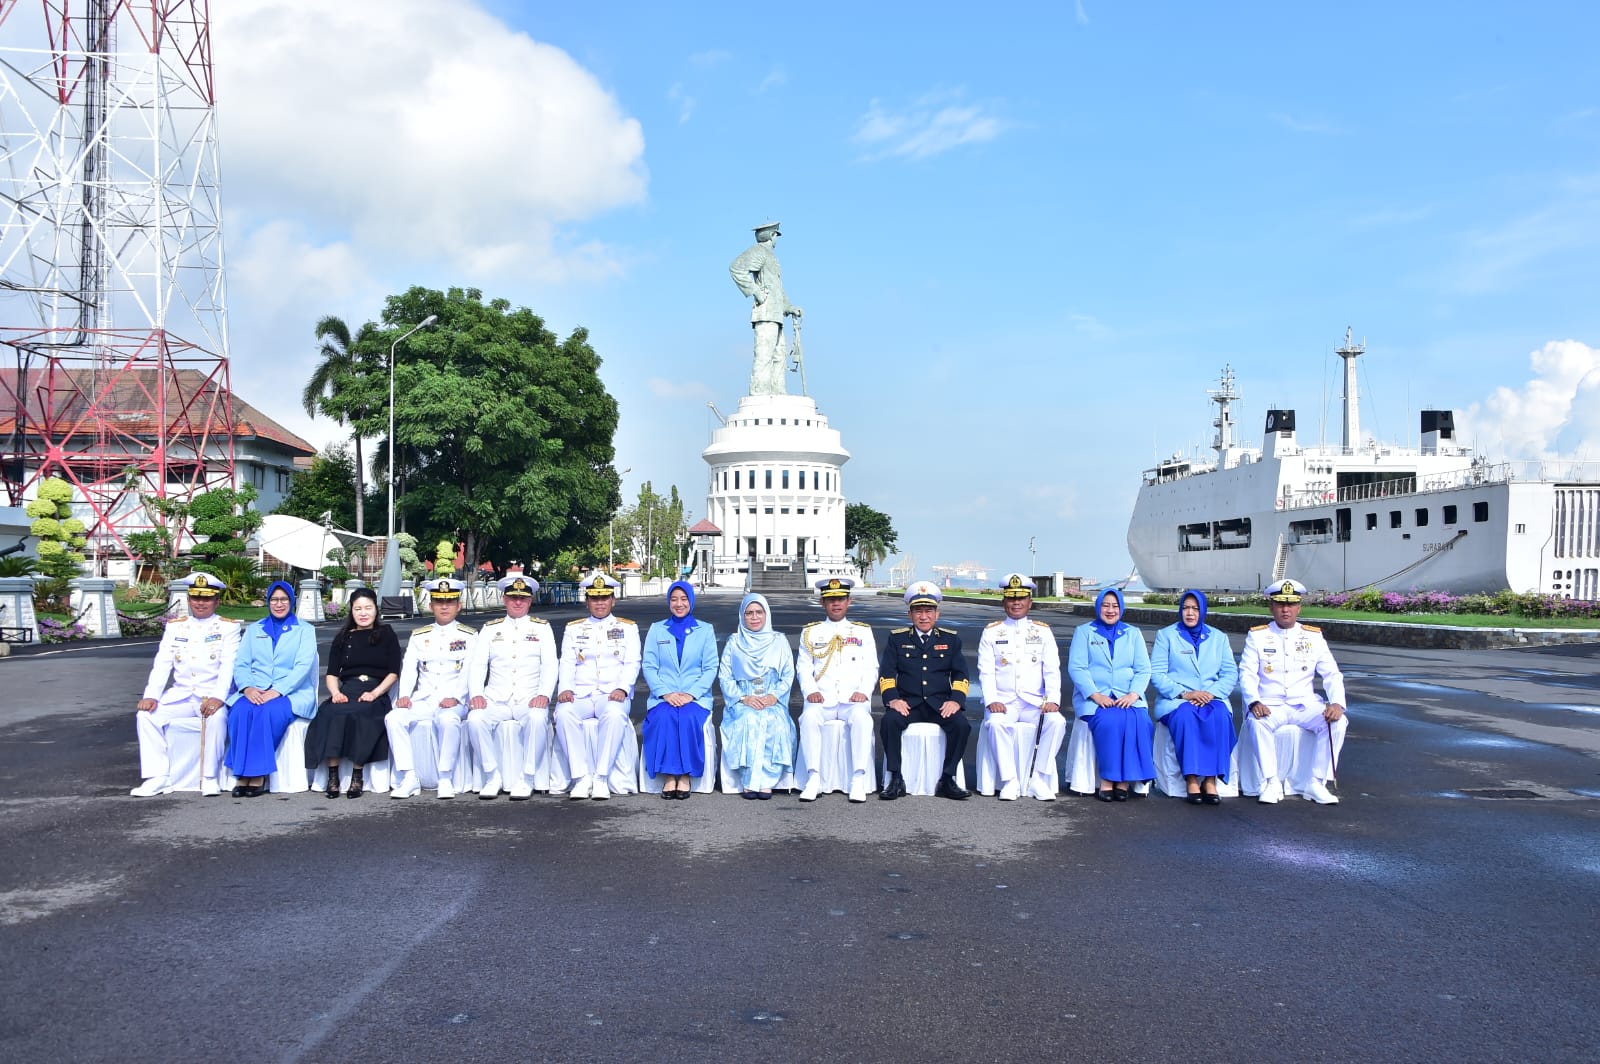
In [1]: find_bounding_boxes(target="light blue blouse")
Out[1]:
[232,619,320,719]
[1148,623,1238,722]
[1067,621,1151,718]
[641,620,719,709]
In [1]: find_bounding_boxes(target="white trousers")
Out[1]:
[986,701,1067,785]
[467,704,548,777]
[136,698,227,780]
[554,693,630,781]
[1247,703,1347,788]
[798,701,874,781]
[385,699,465,774]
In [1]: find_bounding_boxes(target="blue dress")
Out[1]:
[1068,614,1154,783]
[1149,597,1239,779]
[225,612,319,778]
[640,618,718,777]
[718,594,797,791]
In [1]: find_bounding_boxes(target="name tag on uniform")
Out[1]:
[524,634,540,642]
[449,640,467,652]
[205,633,221,643]
[934,644,948,651]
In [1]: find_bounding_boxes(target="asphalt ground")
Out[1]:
[1,591,1597,1063]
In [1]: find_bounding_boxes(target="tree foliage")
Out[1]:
[845,502,898,584]
[188,485,262,559]
[274,445,359,530]
[304,315,385,534]
[25,476,87,578]
[612,481,689,579]
[335,286,622,578]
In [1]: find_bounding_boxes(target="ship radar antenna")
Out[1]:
[1207,364,1241,467]
[1336,326,1367,453]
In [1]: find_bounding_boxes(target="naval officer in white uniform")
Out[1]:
[466,574,557,800]
[977,573,1065,801]
[795,576,878,803]
[387,578,476,799]
[1238,578,1347,805]
[554,573,640,800]
[132,572,242,796]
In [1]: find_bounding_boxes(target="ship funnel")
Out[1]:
[1265,409,1297,458]
[1421,410,1455,455]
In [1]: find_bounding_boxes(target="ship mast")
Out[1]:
[1207,364,1239,468]
[1337,326,1366,453]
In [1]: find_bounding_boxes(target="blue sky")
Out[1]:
[204,1,1600,583]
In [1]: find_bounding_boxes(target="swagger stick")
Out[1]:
[790,320,808,396]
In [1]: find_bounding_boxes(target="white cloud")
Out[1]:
[1459,340,1600,460]
[1444,182,1600,294]
[852,90,1006,161]
[690,49,732,68]
[1270,112,1341,134]
[1075,0,1090,25]
[756,67,787,94]
[669,82,696,125]
[213,0,647,280]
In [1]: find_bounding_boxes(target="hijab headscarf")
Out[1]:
[663,579,698,662]
[1178,589,1210,651]
[1089,587,1128,651]
[727,592,788,684]
[261,579,298,647]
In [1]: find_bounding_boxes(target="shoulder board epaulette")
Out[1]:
[531,616,551,625]
[986,619,1003,627]
[456,623,477,635]
[169,616,186,623]
[219,616,240,625]
[802,620,819,632]
[935,626,957,635]
[891,626,910,634]
[1301,624,1322,633]
[484,617,506,627]
[1250,623,1270,631]
[851,619,872,628]
[1031,618,1051,627]
[617,617,636,625]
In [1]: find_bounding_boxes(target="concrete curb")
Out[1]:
[936,593,1600,650]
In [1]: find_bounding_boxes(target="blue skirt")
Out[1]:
[641,699,711,777]
[1162,701,1237,780]
[1085,705,1155,782]
[224,695,297,777]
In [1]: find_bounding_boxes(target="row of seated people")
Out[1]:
[129,572,1347,807]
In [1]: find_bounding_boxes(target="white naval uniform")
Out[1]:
[977,615,1066,792]
[554,615,641,786]
[1238,621,1348,790]
[136,614,242,783]
[795,617,878,786]
[466,613,558,782]
[386,620,476,776]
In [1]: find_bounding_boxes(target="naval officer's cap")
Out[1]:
[180,572,226,598]
[816,576,854,599]
[753,220,781,236]
[1265,578,1307,603]
[498,574,539,598]
[999,572,1035,599]
[424,578,464,600]
[904,580,942,608]
[582,572,620,598]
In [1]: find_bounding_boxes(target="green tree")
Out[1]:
[303,315,384,534]
[274,445,358,529]
[343,286,621,579]
[845,502,898,584]
[188,484,262,559]
[23,477,86,579]
[612,481,688,579]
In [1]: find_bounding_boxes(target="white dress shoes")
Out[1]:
[390,773,420,799]
[568,777,593,800]
[1305,780,1340,804]
[799,775,822,802]
[199,778,221,797]
[848,776,868,803]
[436,778,456,800]
[478,774,501,800]
[997,780,1021,801]
[508,780,533,800]
[1028,777,1057,801]
[1257,779,1283,804]
[591,779,610,800]
[130,776,170,797]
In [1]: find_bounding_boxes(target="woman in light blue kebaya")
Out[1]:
[718,592,796,799]
[641,581,719,799]
[224,580,319,797]
[1068,587,1154,802]
[1150,589,1238,804]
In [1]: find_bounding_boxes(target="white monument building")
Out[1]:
[703,222,855,591]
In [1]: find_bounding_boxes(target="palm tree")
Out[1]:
[303,315,375,534]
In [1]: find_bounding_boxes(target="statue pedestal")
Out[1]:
[297,578,326,622]
[167,579,191,618]
[69,578,121,638]
[701,393,855,591]
[0,577,41,644]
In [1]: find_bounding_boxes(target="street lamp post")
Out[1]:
[1029,536,1037,581]
[608,467,632,574]
[379,315,437,599]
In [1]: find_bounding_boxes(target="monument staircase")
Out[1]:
[746,552,810,594]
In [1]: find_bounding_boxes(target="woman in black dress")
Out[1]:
[304,588,402,797]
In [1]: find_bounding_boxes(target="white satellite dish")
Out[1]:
[258,513,347,571]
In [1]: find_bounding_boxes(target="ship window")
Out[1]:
[1474,501,1489,522]
[1365,513,1377,530]
[1390,510,1402,528]
[1443,505,1457,524]
[1515,523,1526,534]
[1336,508,1351,543]
[1415,508,1429,527]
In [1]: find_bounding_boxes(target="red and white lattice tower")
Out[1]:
[0,0,232,562]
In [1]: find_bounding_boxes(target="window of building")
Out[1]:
[764,507,773,515]
[1365,513,1377,530]
[733,470,740,489]
[781,507,790,514]
[765,469,772,489]
[782,538,789,554]
[782,470,789,489]
[1390,510,1402,528]
[723,471,728,490]
[1474,501,1489,522]
[798,470,806,490]
[1443,504,1457,524]
[1415,508,1429,527]
[765,538,772,553]
[276,470,292,493]
[748,468,755,488]
[797,508,806,515]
